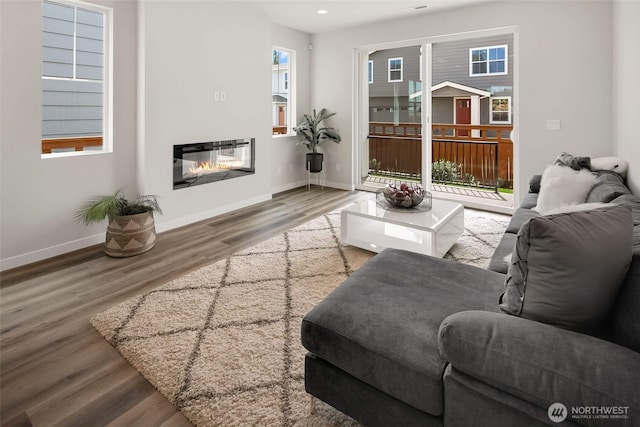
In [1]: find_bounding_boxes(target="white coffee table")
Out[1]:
[340,198,464,257]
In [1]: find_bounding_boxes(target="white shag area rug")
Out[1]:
[91,207,509,426]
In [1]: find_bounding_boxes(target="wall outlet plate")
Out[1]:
[547,119,561,131]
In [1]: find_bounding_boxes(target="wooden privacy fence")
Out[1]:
[368,122,513,189]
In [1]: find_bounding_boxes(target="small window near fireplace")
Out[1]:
[173,138,255,190]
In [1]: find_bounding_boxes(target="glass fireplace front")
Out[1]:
[173,138,255,189]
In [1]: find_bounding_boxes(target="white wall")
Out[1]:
[139,2,314,231]
[0,0,627,270]
[0,1,311,270]
[139,1,273,230]
[311,0,614,201]
[0,0,138,270]
[613,0,640,194]
[270,24,312,193]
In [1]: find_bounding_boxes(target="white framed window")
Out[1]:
[470,45,507,76]
[41,0,112,157]
[490,97,511,124]
[368,60,373,83]
[272,47,296,136]
[388,57,403,82]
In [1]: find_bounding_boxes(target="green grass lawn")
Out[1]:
[369,173,513,194]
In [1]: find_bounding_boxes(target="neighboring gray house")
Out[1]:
[368,45,423,124]
[272,49,290,135]
[42,0,105,149]
[368,34,514,128]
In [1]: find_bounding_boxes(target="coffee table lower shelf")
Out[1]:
[340,199,464,258]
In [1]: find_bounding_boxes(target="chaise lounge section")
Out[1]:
[301,159,640,426]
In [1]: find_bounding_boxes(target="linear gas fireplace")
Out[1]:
[173,138,255,190]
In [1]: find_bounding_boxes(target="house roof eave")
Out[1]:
[431,80,491,98]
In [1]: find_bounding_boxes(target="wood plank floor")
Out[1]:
[0,186,371,427]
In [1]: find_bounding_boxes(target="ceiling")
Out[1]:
[245,0,493,34]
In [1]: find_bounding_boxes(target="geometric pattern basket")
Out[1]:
[105,211,157,257]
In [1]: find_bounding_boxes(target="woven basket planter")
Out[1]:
[104,211,157,257]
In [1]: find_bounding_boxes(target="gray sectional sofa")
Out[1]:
[301,168,640,426]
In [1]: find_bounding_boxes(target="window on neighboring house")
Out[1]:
[272,47,295,136]
[490,97,511,124]
[41,0,111,156]
[388,57,403,82]
[368,60,373,83]
[470,45,507,76]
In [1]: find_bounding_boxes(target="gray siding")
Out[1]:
[432,98,453,124]
[369,46,422,98]
[42,79,103,138]
[42,1,104,139]
[432,34,513,96]
[368,46,422,122]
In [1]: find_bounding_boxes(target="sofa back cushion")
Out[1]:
[610,192,640,352]
[613,193,640,255]
[586,170,631,203]
[499,204,633,334]
[611,253,640,352]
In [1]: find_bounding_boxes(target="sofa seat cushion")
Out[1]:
[488,232,517,274]
[439,311,640,422]
[301,248,505,416]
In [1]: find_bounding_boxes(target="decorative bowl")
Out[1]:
[381,182,426,208]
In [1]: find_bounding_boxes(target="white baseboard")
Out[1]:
[0,193,273,272]
[271,179,355,193]
[0,233,105,272]
[270,180,308,194]
[323,180,356,191]
[0,185,363,272]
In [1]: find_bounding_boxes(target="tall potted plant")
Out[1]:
[293,108,341,173]
[75,190,162,257]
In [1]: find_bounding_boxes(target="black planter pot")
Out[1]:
[306,152,324,173]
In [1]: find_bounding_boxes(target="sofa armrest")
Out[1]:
[438,311,640,417]
[528,174,542,193]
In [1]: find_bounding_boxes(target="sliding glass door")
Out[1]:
[430,34,515,210]
[354,28,517,213]
[356,43,429,191]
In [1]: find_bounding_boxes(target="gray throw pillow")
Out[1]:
[554,151,591,171]
[499,204,633,333]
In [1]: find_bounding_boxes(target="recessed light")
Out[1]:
[317,9,328,15]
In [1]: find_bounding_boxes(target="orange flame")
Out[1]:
[189,161,217,174]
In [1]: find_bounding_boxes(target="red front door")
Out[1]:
[455,98,471,137]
